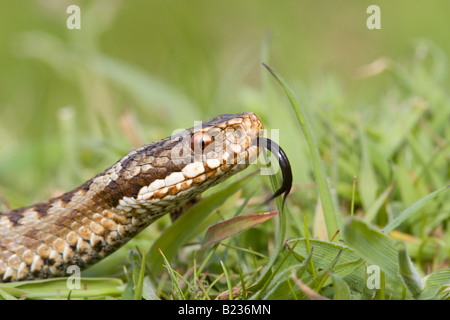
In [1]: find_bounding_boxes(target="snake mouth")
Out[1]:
[254,137,293,206]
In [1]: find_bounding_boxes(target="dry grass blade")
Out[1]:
[290,269,329,300]
[202,211,279,248]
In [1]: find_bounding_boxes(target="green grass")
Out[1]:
[1,2,450,300]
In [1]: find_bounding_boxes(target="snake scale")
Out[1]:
[0,112,292,283]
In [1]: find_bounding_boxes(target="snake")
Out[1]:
[0,112,292,283]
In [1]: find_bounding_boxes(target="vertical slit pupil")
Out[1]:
[191,133,213,152]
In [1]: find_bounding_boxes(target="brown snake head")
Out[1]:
[0,112,271,282]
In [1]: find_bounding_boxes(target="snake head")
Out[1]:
[164,112,292,205]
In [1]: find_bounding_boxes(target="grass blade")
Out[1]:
[418,269,450,300]
[158,248,185,300]
[358,124,379,210]
[0,278,123,300]
[202,211,279,248]
[363,182,396,223]
[133,250,146,300]
[262,63,341,240]
[342,217,406,298]
[396,241,424,298]
[220,260,234,300]
[330,273,351,300]
[0,287,20,300]
[383,185,449,233]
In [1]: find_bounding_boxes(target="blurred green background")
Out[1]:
[0,0,449,208]
[2,1,450,298]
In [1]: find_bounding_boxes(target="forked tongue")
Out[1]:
[255,137,293,207]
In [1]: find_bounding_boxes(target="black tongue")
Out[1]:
[255,137,293,206]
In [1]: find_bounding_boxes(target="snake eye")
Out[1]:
[191,133,214,152]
